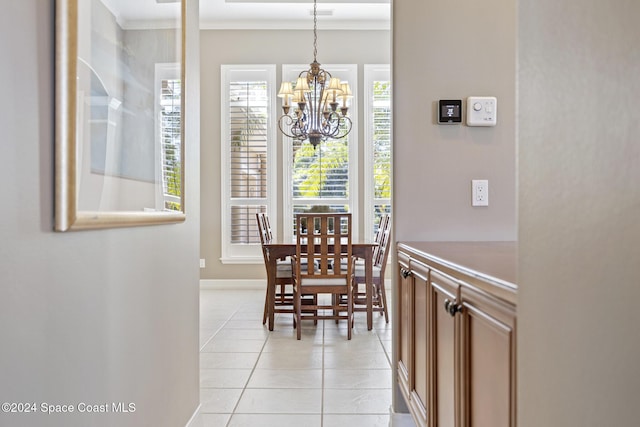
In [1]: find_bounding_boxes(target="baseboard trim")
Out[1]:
[184,404,201,427]
[200,279,266,290]
[389,405,415,427]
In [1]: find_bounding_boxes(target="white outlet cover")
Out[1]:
[472,180,489,206]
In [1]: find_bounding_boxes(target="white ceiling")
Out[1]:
[101,0,390,30]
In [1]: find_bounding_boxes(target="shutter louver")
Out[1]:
[372,80,391,233]
[228,81,268,244]
[160,78,182,211]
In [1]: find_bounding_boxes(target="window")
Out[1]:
[221,65,276,262]
[364,65,392,238]
[282,64,358,241]
[156,63,182,211]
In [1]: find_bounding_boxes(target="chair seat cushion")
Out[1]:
[354,264,382,278]
[300,277,348,286]
[275,262,293,278]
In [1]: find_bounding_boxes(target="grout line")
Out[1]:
[199,308,243,352]
[224,318,270,426]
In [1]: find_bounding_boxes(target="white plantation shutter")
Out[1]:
[364,65,392,239]
[155,63,182,212]
[160,78,182,210]
[221,65,276,262]
[282,64,358,241]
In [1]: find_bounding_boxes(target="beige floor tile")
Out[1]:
[323,388,392,414]
[266,326,324,342]
[198,289,402,424]
[323,351,391,369]
[200,413,232,427]
[323,369,392,389]
[235,388,322,414]
[255,348,323,370]
[247,368,323,389]
[323,414,390,427]
[228,413,321,427]
[323,336,386,353]
[222,319,271,330]
[262,336,324,353]
[200,388,243,413]
[214,328,270,340]
[201,338,266,353]
[200,352,260,369]
[200,368,252,388]
[230,311,264,321]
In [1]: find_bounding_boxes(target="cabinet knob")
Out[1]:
[401,268,411,278]
[444,299,462,316]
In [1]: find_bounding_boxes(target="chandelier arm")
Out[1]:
[278,115,303,140]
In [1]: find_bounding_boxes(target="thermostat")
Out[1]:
[466,96,497,126]
[438,99,462,124]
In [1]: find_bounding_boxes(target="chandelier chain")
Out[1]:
[276,0,352,148]
[313,0,318,62]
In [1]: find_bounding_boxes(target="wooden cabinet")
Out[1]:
[396,242,517,427]
[397,251,412,399]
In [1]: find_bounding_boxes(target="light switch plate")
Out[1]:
[467,96,497,126]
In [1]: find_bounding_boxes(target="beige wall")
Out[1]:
[392,0,517,243]
[0,1,200,426]
[394,0,640,423]
[392,0,516,413]
[517,0,640,425]
[200,29,390,281]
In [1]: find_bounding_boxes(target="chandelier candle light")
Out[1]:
[277,0,353,148]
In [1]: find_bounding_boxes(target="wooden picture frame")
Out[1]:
[55,0,186,231]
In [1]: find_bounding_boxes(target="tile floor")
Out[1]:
[192,289,415,427]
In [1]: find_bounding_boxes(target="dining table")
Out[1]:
[263,239,378,332]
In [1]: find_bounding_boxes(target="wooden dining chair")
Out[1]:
[256,213,295,327]
[292,213,355,340]
[351,213,391,322]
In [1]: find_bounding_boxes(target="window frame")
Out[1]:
[155,62,182,212]
[363,64,392,239]
[220,64,277,263]
[281,64,359,242]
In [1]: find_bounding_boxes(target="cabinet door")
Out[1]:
[430,270,461,427]
[409,259,430,425]
[459,285,516,427]
[396,252,413,400]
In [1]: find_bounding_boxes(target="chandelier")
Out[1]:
[277,0,353,148]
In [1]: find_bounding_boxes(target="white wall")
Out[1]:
[0,1,201,426]
[517,1,640,425]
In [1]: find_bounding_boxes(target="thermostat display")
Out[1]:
[438,99,462,124]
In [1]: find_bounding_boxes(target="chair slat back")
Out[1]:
[295,213,352,280]
[371,214,390,266]
[256,212,271,265]
[375,214,392,268]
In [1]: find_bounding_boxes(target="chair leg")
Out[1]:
[262,285,269,325]
[296,286,302,340]
[379,281,389,323]
[347,287,353,340]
